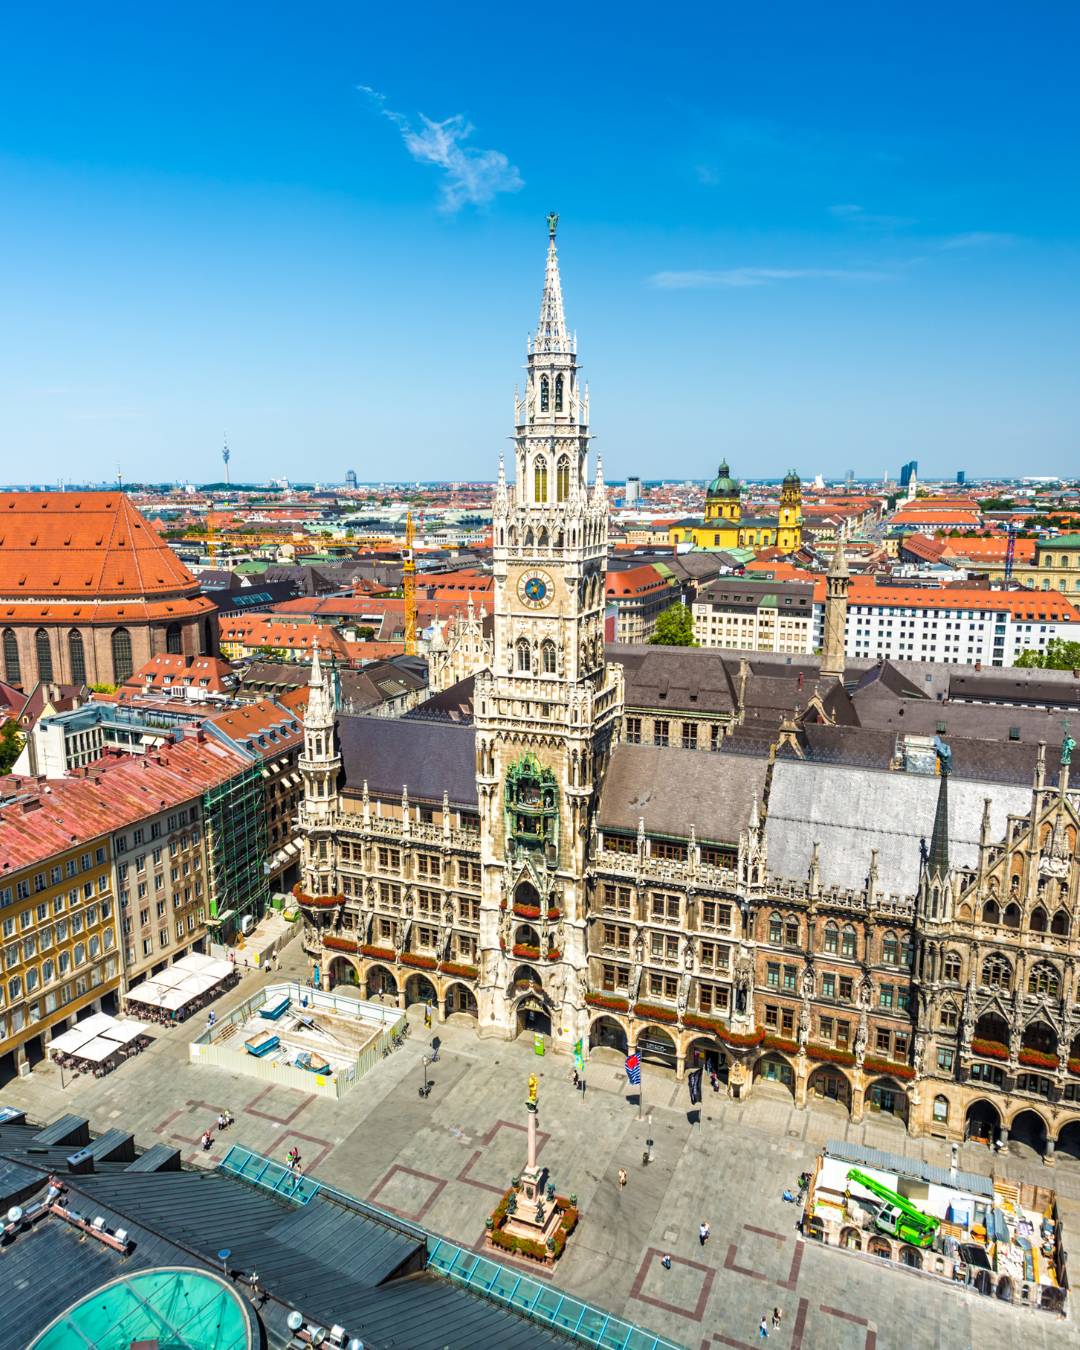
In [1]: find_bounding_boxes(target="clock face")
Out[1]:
[518,570,554,610]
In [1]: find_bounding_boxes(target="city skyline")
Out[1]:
[1,4,1078,482]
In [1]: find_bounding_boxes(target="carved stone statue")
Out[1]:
[633,930,645,964]
[801,965,815,999]
[1009,1022,1022,1059]
[856,973,873,1011]
[913,1033,926,1076]
[854,1017,868,1061]
[798,1003,811,1047]
[683,938,695,971]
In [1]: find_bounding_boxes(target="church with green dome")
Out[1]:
[668,460,803,552]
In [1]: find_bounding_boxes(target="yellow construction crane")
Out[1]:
[403,510,418,656]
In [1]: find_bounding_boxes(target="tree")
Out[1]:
[0,719,24,774]
[357,625,376,641]
[649,603,698,647]
[1015,639,1080,670]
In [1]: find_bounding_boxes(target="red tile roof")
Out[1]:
[122,654,235,694]
[0,735,248,871]
[846,578,1080,622]
[205,697,304,757]
[0,493,202,600]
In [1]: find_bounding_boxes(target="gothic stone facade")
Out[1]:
[295,224,1080,1158]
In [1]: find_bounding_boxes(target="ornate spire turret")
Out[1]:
[819,526,850,681]
[533,212,572,356]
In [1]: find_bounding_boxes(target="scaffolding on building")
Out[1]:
[202,763,269,934]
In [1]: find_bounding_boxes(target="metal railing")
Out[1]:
[427,1238,686,1350]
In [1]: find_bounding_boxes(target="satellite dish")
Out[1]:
[7,1206,23,1224]
[286,1311,304,1332]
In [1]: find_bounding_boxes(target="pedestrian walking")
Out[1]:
[699,1221,711,1246]
[572,1069,580,1089]
[661,1254,672,1270]
[758,1316,769,1339]
[771,1308,782,1330]
[618,1167,628,1188]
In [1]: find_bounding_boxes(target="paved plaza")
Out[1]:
[3,939,1077,1350]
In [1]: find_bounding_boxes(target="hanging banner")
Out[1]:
[533,1033,546,1056]
[573,1038,584,1071]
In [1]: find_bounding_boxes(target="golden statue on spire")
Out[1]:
[528,1073,539,1106]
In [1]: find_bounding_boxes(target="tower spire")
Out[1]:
[535,212,571,355]
[819,525,850,681]
[927,737,951,879]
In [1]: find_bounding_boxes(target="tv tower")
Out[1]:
[222,436,231,487]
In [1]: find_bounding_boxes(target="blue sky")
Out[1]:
[1,2,1078,484]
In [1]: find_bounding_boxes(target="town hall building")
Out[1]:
[295,220,1080,1160]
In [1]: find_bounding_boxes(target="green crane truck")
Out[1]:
[846,1168,940,1248]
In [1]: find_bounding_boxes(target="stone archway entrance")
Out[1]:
[965,1098,1001,1144]
[328,956,359,988]
[404,972,438,1008]
[867,1078,908,1124]
[445,982,478,1019]
[686,1037,729,1082]
[366,964,398,1001]
[807,1065,852,1114]
[589,1015,628,1054]
[1010,1109,1049,1157]
[635,1025,677,1069]
[753,1053,795,1097]
[1056,1119,1080,1163]
[516,996,551,1038]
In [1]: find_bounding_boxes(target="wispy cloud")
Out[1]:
[829,203,916,229]
[357,85,522,212]
[938,231,1016,250]
[649,266,893,290]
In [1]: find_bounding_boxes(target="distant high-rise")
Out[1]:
[346,468,358,489]
[845,469,854,490]
[899,460,918,488]
[222,437,231,487]
[956,470,966,486]
[625,475,641,505]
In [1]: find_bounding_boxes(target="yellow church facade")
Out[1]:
[668,462,803,552]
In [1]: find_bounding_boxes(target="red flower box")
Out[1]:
[439,961,479,979]
[863,1056,916,1080]
[632,1002,678,1024]
[402,953,438,970]
[545,949,562,961]
[323,934,359,953]
[971,1038,1008,1061]
[1018,1047,1058,1070]
[807,1043,855,1066]
[1068,1058,1080,1077]
[719,1026,766,1047]
[763,1035,798,1054]
[513,943,540,959]
[585,993,629,1012]
[547,908,562,921]
[684,1012,726,1035]
[294,889,344,908]
[513,903,542,919]
[360,944,395,959]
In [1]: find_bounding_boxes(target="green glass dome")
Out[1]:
[706,460,740,499]
[31,1267,253,1350]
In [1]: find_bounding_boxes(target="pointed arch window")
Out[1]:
[2,629,20,686]
[981,953,1011,989]
[534,457,548,503]
[981,898,999,925]
[35,628,54,683]
[942,950,962,982]
[516,638,531,673]
[556,455,570,503]
[1051,909,1070,936]
[823,922,838,954]
[881,931,898,965]
[840,924,857,958]
[1030,906,1048,933]
[555,373,564,412]
[1028,962,1060,998]
[541,640,557,675]
[165,622,182,655]
[540,375,550,413]
[111,627,133,684]
[68,630,86,686]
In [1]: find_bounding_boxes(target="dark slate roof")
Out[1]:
[339,714,478,807]
[597,743,767,843]
[408,675,476,723]
[948,670,1080,708]
[610,645,737,715]
[0,1112,578,1350]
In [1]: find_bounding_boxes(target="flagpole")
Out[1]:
[637,1056,644,1122]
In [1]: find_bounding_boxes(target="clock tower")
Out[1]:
[475,216,623,1046]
